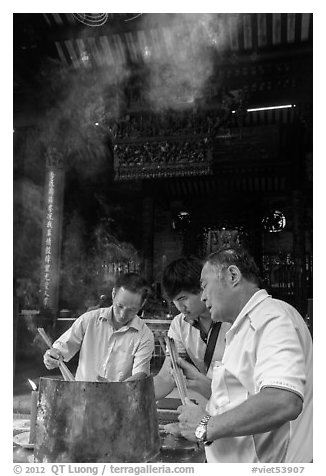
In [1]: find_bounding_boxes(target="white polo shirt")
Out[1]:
[205,289,313,463]
[53,306,154,382]
[168,314,231,377]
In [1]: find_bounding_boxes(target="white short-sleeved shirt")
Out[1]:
[205,289,312,463]
[53,306,154,382]
[167,314,231,377]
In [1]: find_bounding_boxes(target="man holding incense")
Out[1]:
[177,245,312,463]
[43,273,154,382]
[154,257,231,402]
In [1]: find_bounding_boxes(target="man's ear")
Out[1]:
[112,288,116,301]
[228,265,241,286]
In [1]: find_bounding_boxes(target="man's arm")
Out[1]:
[178,387,303,442]
[153,356,176,400]
[43,314,87,369]
[131,328,155,377]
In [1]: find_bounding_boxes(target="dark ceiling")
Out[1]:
[13,12,313,192]
[14,13,312,68]
[13,13,313,116]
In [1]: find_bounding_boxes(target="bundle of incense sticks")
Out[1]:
[164,336,187,404]
[37,327,75,381]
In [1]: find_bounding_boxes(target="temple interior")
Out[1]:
[13,12,313,363]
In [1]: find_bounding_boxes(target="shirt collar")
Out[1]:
[229,289,271,332]
[183,314,193,325]
[183,314,212,343]
[98,306,141,331]
[183,313,202,328]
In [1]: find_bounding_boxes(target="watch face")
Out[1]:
[195,424,206,440]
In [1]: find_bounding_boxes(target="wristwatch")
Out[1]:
[195,415,212,445]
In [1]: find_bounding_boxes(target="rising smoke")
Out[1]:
[139,13,240,111]
[14,13,241,312]
[24,13,241,160]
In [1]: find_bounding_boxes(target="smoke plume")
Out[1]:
[139,13,240,110]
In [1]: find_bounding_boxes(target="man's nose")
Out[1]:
[121,308,128,318]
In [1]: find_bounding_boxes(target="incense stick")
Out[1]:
[164,336,187,404]
[37,328,75,381]
[158,336,167,355]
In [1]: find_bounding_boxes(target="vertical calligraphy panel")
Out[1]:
[40,148,65,315]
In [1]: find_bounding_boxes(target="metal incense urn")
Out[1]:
[34,376,160,463]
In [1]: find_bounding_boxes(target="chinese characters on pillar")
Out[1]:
[40,146,65,314]
[43,170,55,308]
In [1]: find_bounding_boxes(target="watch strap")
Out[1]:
[200,415,211,425]
[196,414,212,443]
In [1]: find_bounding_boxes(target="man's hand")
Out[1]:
[97,375,109,382]
[97,372,147,382]
[163,422,182,437]
[177,358,212,399]
[177,397,207,442]
[43,348,62,369]
[123,372,147,382]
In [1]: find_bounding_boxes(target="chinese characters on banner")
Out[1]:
[43,170,55,308]
[40,158,65,314]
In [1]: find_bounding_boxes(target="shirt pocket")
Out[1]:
[211,361,230,409]
[115,348,133,368]
[104,349,133,381]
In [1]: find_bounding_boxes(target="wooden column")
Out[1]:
[141,196,154,284]
[290,121,308,316]
[292,189,307,316]
[40,146,65,319]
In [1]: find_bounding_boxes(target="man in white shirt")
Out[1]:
[154,257,230,402]
[178,245,312,463]
[43,273,154,382]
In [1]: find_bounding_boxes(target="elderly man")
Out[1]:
[178,245,312,463]
[43,273,154,382]
[154,257,230,402]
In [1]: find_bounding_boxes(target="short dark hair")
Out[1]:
[204,245,263,287]
[162,257,203,300]
[114,273,150,303]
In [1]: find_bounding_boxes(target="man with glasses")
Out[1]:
[43,273,154,382]
[178,245,312,463]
